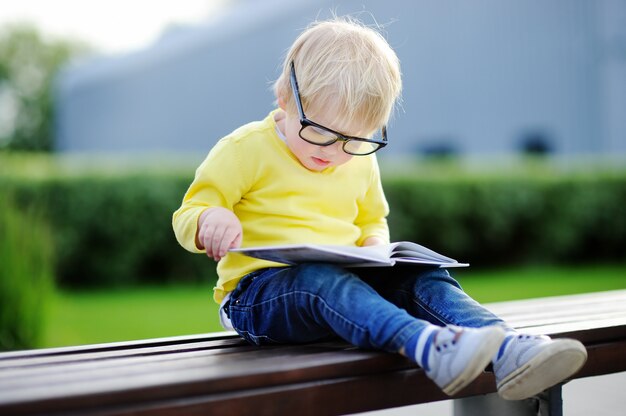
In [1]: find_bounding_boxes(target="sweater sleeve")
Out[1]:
[172,138,252,253]
[354,156,390,245]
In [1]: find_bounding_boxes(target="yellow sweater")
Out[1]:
[172,110,390,303]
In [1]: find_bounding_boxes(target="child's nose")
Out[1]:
[321,141,342,156]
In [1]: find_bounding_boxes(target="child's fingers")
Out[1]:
[197,208,242,261]
[217,227,241,258]
[231,232,243,249]
[209,226,229,261]
[202,233,216,260]
[201,225,224,261]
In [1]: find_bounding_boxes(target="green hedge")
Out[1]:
[1,174,212,287]
[1,158,624,287]
[0,194,54,350]
[385,174,626,266]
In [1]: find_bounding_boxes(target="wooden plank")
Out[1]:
[5,337,621,415]
[1,290,625,415]
[485,291,626,319]
[0,336,246,370]
[577,340,626,378]
[490,300,626,319]
[488,296,626,323]
[0,344,257,382]
[514,319,626,339]
[485,290,626,311]
[2,314,621,395]
[491,307,626,329]
[0,344,411,412]
[0,332,239,361]
[101,341,626,416]
[486,290,626,341]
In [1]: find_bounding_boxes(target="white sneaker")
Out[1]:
[420,325,506,396]
[494,334,588,400]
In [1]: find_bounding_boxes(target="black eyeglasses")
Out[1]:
[289,61,387,156]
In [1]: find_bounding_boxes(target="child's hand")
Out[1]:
[361,236,386,247]
[196,207,243,261]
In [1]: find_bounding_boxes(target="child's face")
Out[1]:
[281,110,364,172]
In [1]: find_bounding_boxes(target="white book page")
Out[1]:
[230,242,467,267]
[230,244,394,266]
[393,258,469,267]
[390,241,457,263]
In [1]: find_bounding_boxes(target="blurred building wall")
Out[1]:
[55,0,626,157]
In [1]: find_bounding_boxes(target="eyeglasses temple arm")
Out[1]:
[289,61,306,121]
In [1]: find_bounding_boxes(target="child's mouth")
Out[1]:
[311,157,331,167]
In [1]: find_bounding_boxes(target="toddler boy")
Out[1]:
[173,16,586,399]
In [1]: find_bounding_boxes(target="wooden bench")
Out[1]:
[1,289,625,416]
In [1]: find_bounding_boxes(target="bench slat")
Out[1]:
[3,318,622,393]
[0,345,410,414]
[2,340,623,416]
[0,336,245,370]
[85,340,626,416]
[1,289,625,416]
[485,290,626,317]
[0,331,239,361]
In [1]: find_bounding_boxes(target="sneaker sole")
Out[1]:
[497,339,587,400]
[442,327,506,396]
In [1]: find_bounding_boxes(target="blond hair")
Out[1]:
[274,17,402,135]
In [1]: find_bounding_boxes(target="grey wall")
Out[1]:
[55,0,626,157]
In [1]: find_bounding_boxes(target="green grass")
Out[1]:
[42,284,221,348]
[455,264,626,303]
[41,264,626,349]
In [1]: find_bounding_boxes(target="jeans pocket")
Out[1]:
[229,268,288,345]
[231,267,288,305]
[229,269,264,306]
[231,320,278,345]
[229,302,282,346]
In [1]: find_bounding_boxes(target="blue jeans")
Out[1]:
[226,264,507,353]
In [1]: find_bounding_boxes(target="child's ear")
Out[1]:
[277,95,287,110]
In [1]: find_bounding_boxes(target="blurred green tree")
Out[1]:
[0,23,90,152]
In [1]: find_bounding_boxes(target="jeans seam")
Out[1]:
[260,290,367,332]
[397,288,451,326]
[236,290,368,345]
[237,329,281,345]
[387,320,424,351]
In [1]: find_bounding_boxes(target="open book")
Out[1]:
[229,241,468,268]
